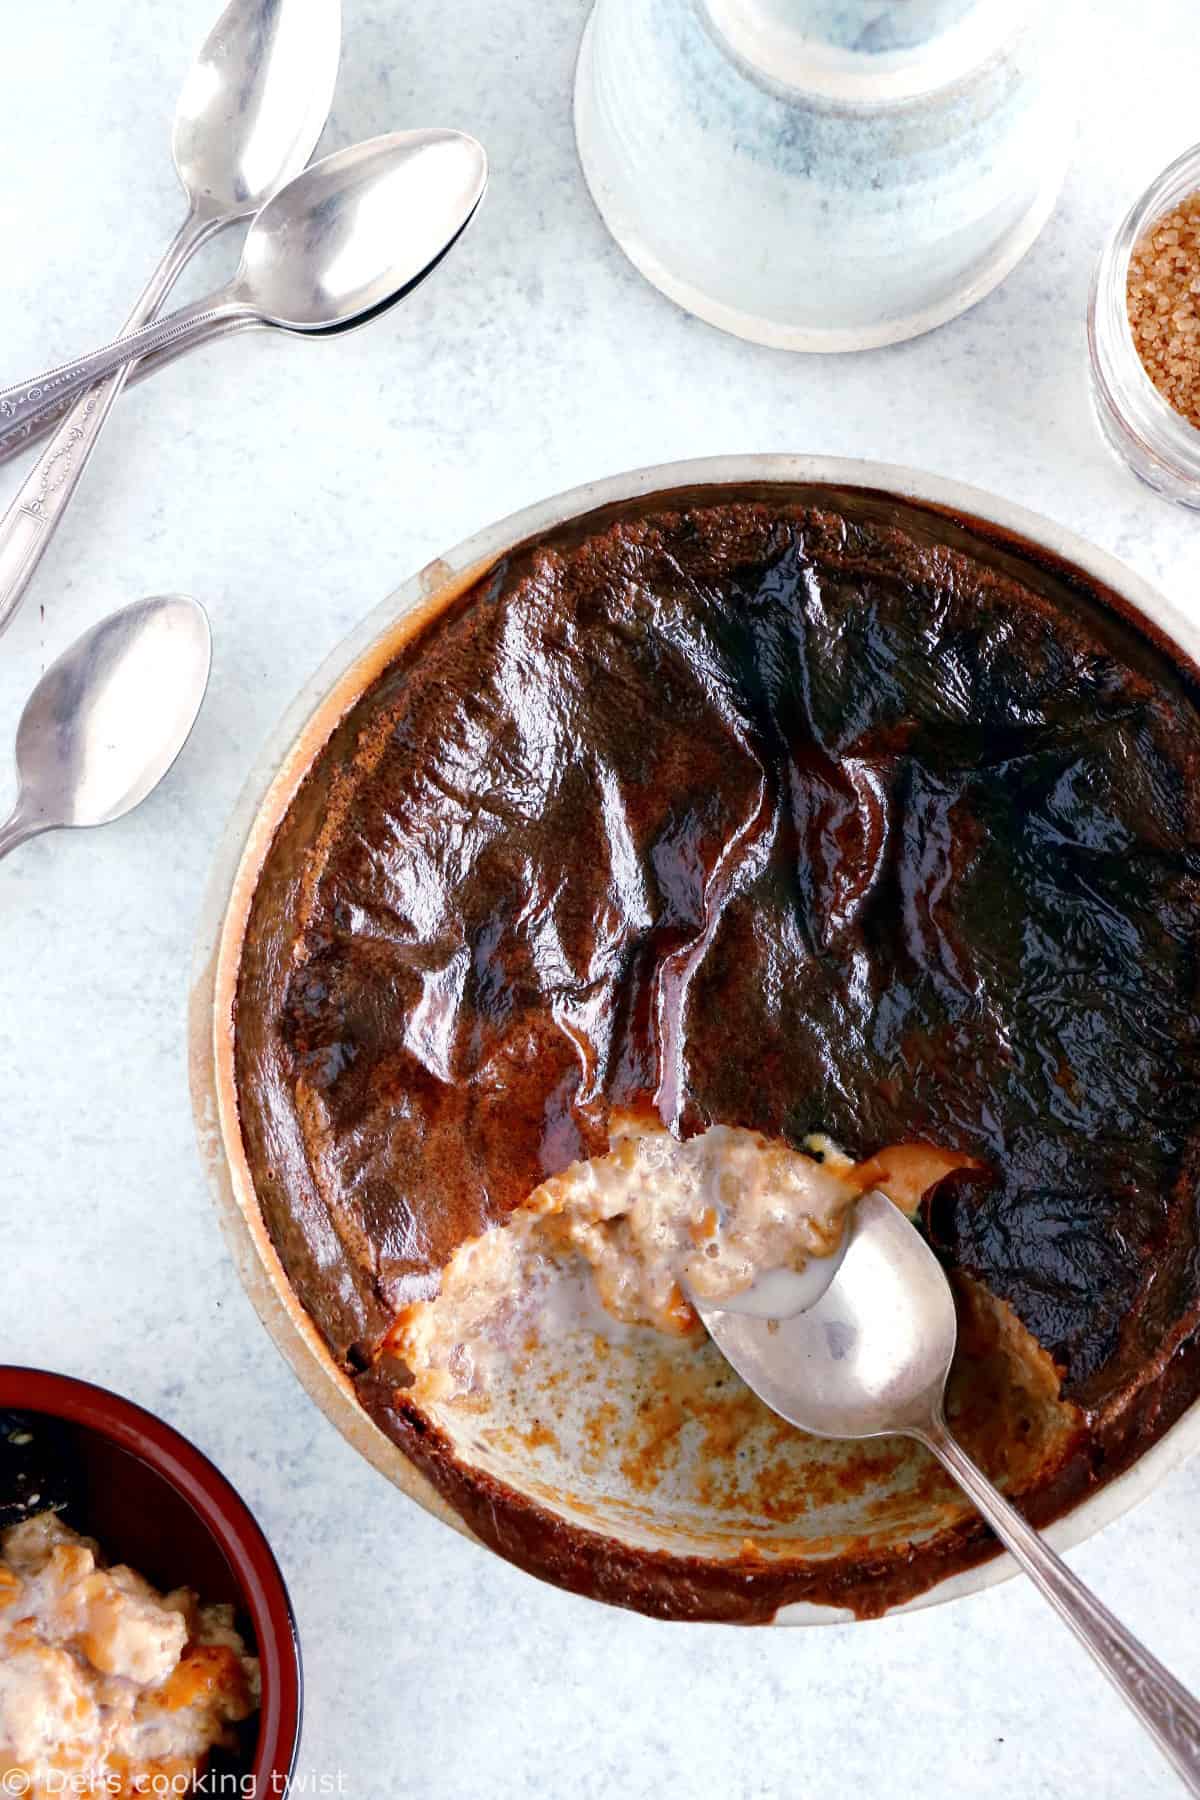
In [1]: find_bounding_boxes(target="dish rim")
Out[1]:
[188,452,1200,1626]
[0,1364,302,1779]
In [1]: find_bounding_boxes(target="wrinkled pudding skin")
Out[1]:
[234,487,1200,1618]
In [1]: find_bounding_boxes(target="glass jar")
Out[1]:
[1089,141,1200,510]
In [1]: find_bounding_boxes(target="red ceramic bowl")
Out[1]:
[0,1367,302,1791]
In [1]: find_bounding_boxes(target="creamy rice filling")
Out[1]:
[0,1512,260,1799]
[389,1118,971,1404]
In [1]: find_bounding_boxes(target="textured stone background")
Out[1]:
[2,4,1198,1796]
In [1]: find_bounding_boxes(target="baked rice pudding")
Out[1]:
[230,485,1200,1619]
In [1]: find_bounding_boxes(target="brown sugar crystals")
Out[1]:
[1127,191,1200,431]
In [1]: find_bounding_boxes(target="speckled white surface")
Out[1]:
[1,4,1199,1797]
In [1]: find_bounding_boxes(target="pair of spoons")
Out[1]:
[0,0,487,635]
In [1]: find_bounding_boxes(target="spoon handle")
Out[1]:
[919,1413,1200,1795]
[0,315,260,468]
[0,799,46,864]
[0,211,226,640]
[0,294,255,453]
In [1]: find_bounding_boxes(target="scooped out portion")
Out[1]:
[387,1117,975,1405]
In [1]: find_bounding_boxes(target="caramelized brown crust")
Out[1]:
[233,485,1200,1617]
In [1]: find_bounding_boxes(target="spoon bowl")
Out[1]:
[235,130,489,331]
[694,1190,957,1439]
[174,0,342,220]
[0,597,211,862]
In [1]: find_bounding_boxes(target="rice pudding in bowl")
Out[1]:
[0,1511,258,1799]
[0,1372,301,1788]
[204,461,1200,1622]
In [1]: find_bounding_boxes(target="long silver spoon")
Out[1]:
[0,131,489,451]
[0,597,211,863]
[695,1191,1200,1795]
[0,0,341,638]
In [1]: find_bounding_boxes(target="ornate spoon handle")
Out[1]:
[0,210,226,639]
[918,1413,1200,1795]
[0,295,254,455]
[0,315,257,466]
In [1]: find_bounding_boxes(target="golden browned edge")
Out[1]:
[193,553,501,1548]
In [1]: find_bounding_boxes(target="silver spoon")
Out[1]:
[0,0,341,638]
[695,1191,1200,1795]
[0,597,211,863]
[0,131,489,450]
